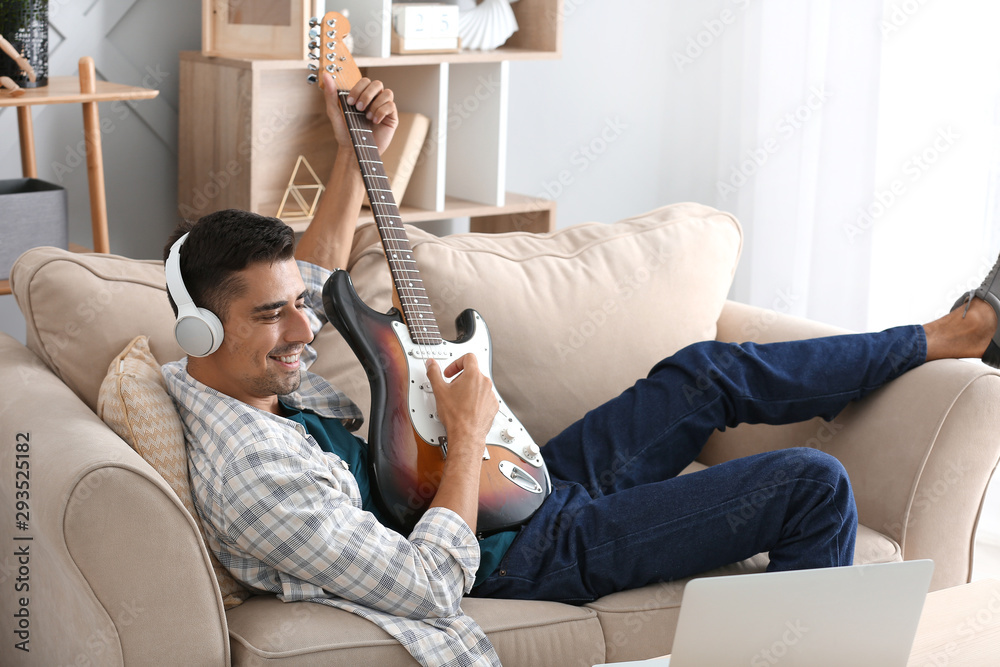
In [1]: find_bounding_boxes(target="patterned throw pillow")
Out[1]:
[96,335,250,609]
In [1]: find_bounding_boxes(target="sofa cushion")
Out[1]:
[95,335,249,609]
[11,203,740,441]
[10,248,184,410]
[310,202,743,443]
[226,595,606,667]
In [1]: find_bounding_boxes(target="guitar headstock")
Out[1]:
[306,12,363,91]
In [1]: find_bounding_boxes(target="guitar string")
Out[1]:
[340,94,427,327]
[340,91,443,347]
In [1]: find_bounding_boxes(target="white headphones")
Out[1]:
[165,233,225,357]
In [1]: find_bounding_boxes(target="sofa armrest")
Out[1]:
[707,301,1000,590]
[0,333,229,666]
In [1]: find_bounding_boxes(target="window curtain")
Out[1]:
[717,0,884,331]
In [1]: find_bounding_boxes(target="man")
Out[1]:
[162,74,1000,666]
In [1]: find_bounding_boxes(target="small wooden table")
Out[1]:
[907,578,1000,665]
[0,56,158,295]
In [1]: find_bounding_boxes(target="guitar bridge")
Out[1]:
[499,461,544,494]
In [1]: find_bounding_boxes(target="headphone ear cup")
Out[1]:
[174,306,224,357]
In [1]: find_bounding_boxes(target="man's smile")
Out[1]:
[269,350,302,368]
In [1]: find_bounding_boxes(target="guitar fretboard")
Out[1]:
[338,90,442,346]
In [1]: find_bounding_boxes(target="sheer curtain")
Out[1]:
[715,0,1000,579]
[717,0,884,331]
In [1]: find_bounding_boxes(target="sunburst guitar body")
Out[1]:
[311,11,551,535]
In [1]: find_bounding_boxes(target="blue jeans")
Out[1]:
[471,326,926,604]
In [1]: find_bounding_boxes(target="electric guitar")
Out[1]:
[308,11,551,535]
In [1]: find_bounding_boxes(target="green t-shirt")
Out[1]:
[281,403,515,588]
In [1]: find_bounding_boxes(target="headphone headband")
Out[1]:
[165,233,194,308]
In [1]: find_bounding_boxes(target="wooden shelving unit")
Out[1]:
[284,192,556,235]
[178,0,563,235]
[0,57,158,296]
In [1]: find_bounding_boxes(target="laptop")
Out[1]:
[597,559,934,667]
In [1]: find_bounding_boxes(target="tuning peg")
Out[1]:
[306,74,318,84]
[309,16,320,27]
[309,52,320,60]
[309,40,320,50]
[307,63,319,72]
[326,18,337,27]
[309,27,320,39]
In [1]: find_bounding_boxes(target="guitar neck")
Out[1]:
[338,90,443,346]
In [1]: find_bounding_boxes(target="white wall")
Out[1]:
[507,2,723,228]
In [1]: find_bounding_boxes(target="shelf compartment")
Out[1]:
[283,192,555,234]
[364,64,448,212]
[333,0,562,59]
[447,61,509,207]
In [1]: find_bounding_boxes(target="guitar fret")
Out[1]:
[338,91,442,343]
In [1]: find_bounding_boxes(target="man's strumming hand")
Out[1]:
[425,354,498,533]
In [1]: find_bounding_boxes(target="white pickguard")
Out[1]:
[390,313,545,475]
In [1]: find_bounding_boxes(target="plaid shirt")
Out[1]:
[162,261,500,667]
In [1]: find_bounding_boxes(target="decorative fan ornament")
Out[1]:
[458,0,519,51]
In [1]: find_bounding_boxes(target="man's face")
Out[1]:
[192,259,313,413]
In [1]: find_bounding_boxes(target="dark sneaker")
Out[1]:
[954,251,1000,368]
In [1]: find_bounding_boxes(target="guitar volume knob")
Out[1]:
[522,443,540,459]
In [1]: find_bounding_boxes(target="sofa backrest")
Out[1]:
[11,202,742,443]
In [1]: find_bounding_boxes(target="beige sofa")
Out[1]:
[2,203,1000,666]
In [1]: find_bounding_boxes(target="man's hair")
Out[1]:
[163,209,296,322]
